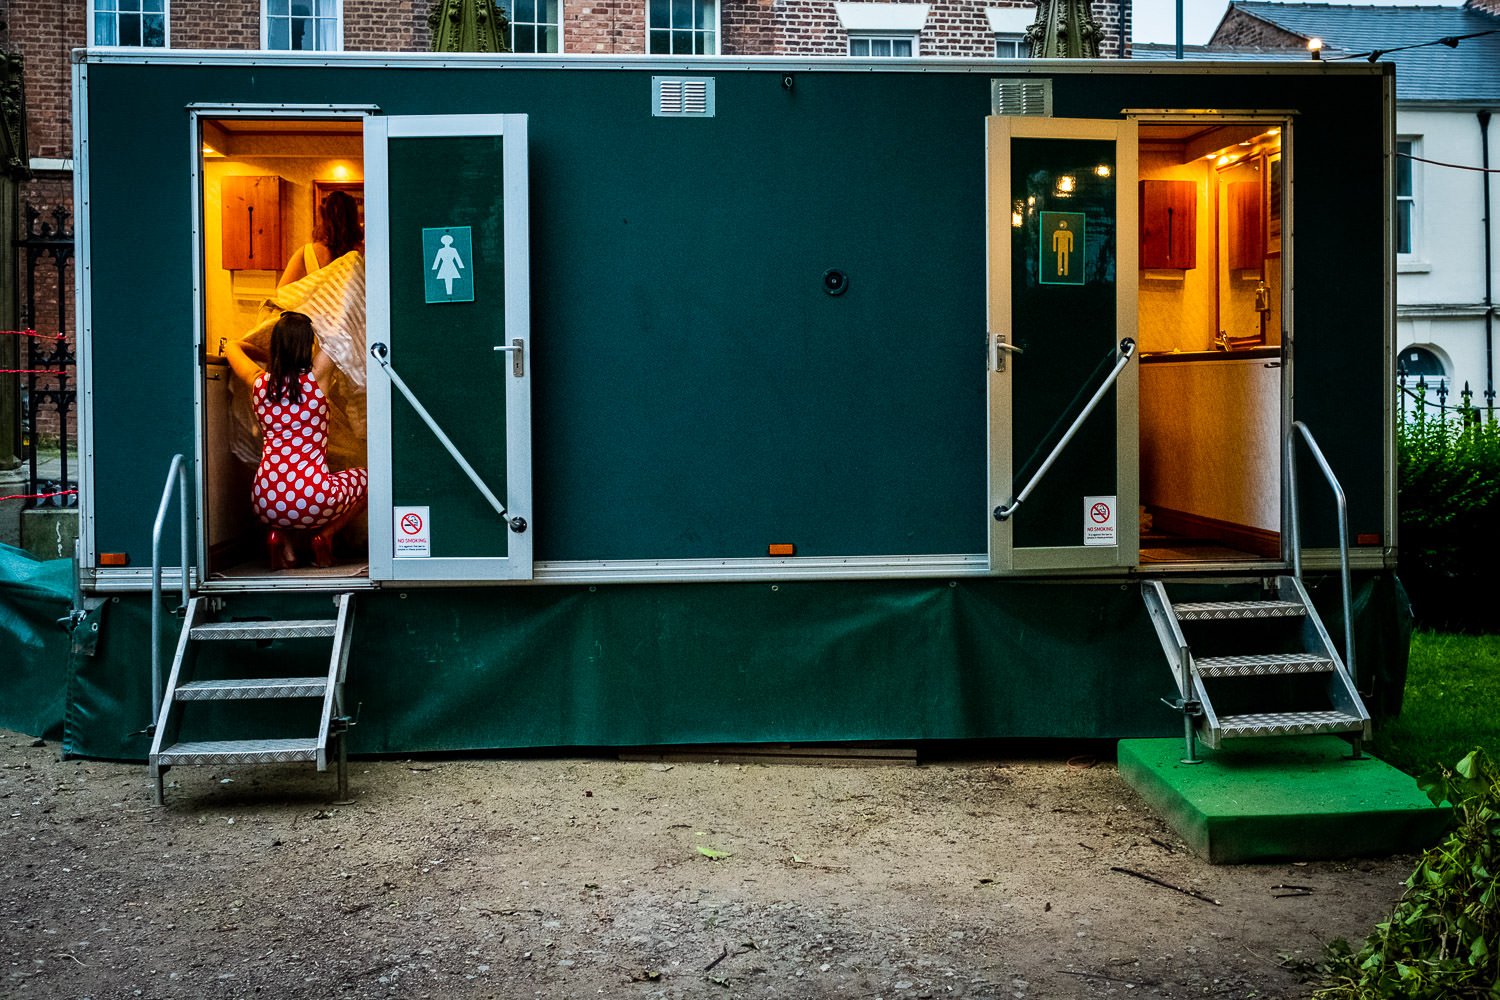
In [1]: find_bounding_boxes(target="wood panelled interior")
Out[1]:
[1139,357,1282,537]
[219,175,286,270]
[1227,180,1264,271]
[1139,179,1197,270]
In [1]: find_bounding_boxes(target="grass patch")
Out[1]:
[1373,630,1500,776]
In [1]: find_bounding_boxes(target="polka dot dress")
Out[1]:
[251,371,368,530]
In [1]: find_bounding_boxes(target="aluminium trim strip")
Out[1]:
[72,58,96,567]
[79,547,1390,592]
[1382,71,1400,566]
[72,48,1389,76]
[189,112,207,583]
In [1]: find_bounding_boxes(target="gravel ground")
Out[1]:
[2,733,1410,999]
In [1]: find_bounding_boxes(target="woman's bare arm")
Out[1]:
[224,339,265,389]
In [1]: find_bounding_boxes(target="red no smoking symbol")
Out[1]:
[1089,502,1112,524]
[400,512,424,535]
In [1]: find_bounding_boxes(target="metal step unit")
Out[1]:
[148,593,357,804]
[1142,576,1370,763]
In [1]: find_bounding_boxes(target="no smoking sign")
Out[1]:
[1083,496,1117,546]
[394,505,431,558]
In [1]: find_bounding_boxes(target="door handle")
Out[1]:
[493,338,524,377]
[991,333,1023,372]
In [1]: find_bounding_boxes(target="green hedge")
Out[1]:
[1399,397,1500,632]
[1315,749,1499,999]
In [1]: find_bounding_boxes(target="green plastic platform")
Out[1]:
[1118,736,1452,864]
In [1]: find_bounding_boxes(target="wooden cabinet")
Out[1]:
[1139,179,1197,269]
[221,175,286,271]
[1227,180,1264,270]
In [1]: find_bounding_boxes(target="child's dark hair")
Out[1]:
[267,311,315,405]
[315,190,363,261]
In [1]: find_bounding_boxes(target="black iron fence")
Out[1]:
[16,203,76,507]
[1397,367,1496,425]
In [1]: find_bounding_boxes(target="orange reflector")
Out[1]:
[99,553,130,566]
[1356,533,1382,546]
[768,543,796,557]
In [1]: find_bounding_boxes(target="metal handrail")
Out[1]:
[370,343,526,533]
[1286,421,1356,689]
[994,338,1135,522]
[150,453,191,724]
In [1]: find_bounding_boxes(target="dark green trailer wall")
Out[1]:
[80,59,1390,562]
[58,573,1412,758]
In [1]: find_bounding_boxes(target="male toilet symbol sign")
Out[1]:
[1040,212,1086,286]
[422,226,476,303]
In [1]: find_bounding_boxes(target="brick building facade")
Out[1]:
[7,0,1129,166]
[0,0,1127,450]
[1207,8,1304,49]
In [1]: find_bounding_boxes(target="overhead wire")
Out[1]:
[1325,27,1497,62]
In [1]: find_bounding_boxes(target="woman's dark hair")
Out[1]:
[315,190,363,260]
[267,311,315,405]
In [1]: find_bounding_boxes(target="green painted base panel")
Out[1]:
[1118,736,1451,865]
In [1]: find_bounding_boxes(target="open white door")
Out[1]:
[987,116,1139,573]
[364,114,533,581]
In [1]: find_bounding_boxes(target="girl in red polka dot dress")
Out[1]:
[226,311,368,569]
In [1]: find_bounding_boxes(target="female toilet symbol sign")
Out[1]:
[422,226,476,304]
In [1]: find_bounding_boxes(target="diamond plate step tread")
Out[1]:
[189,620,337,640]
[1216,710,1365,738]
[1173,600,1306,621]
[153,738,321,766]
[175,677,328,701]
[1194,653,1335,677]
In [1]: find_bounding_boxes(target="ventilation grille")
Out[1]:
[654,77,715,117]
[991,79,1052,117]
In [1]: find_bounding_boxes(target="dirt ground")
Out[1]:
[2,732,1414,1000]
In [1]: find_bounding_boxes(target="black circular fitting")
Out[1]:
[822,268,849,296]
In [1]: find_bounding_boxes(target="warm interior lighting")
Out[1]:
[201,144,220,157]
[329,162,352,180]
[1055,174,1076,195]
[1094,164,1111,178]
[1216,155,1230,167]
[1012,210,1024,228]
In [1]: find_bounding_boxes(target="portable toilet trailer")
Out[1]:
[64,51,1406,793]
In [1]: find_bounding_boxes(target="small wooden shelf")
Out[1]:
[221,175,286,271]
[1139,179,1197,270]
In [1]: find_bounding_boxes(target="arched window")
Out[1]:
[1398,345,1446,382]
[1398,345,1452,416]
